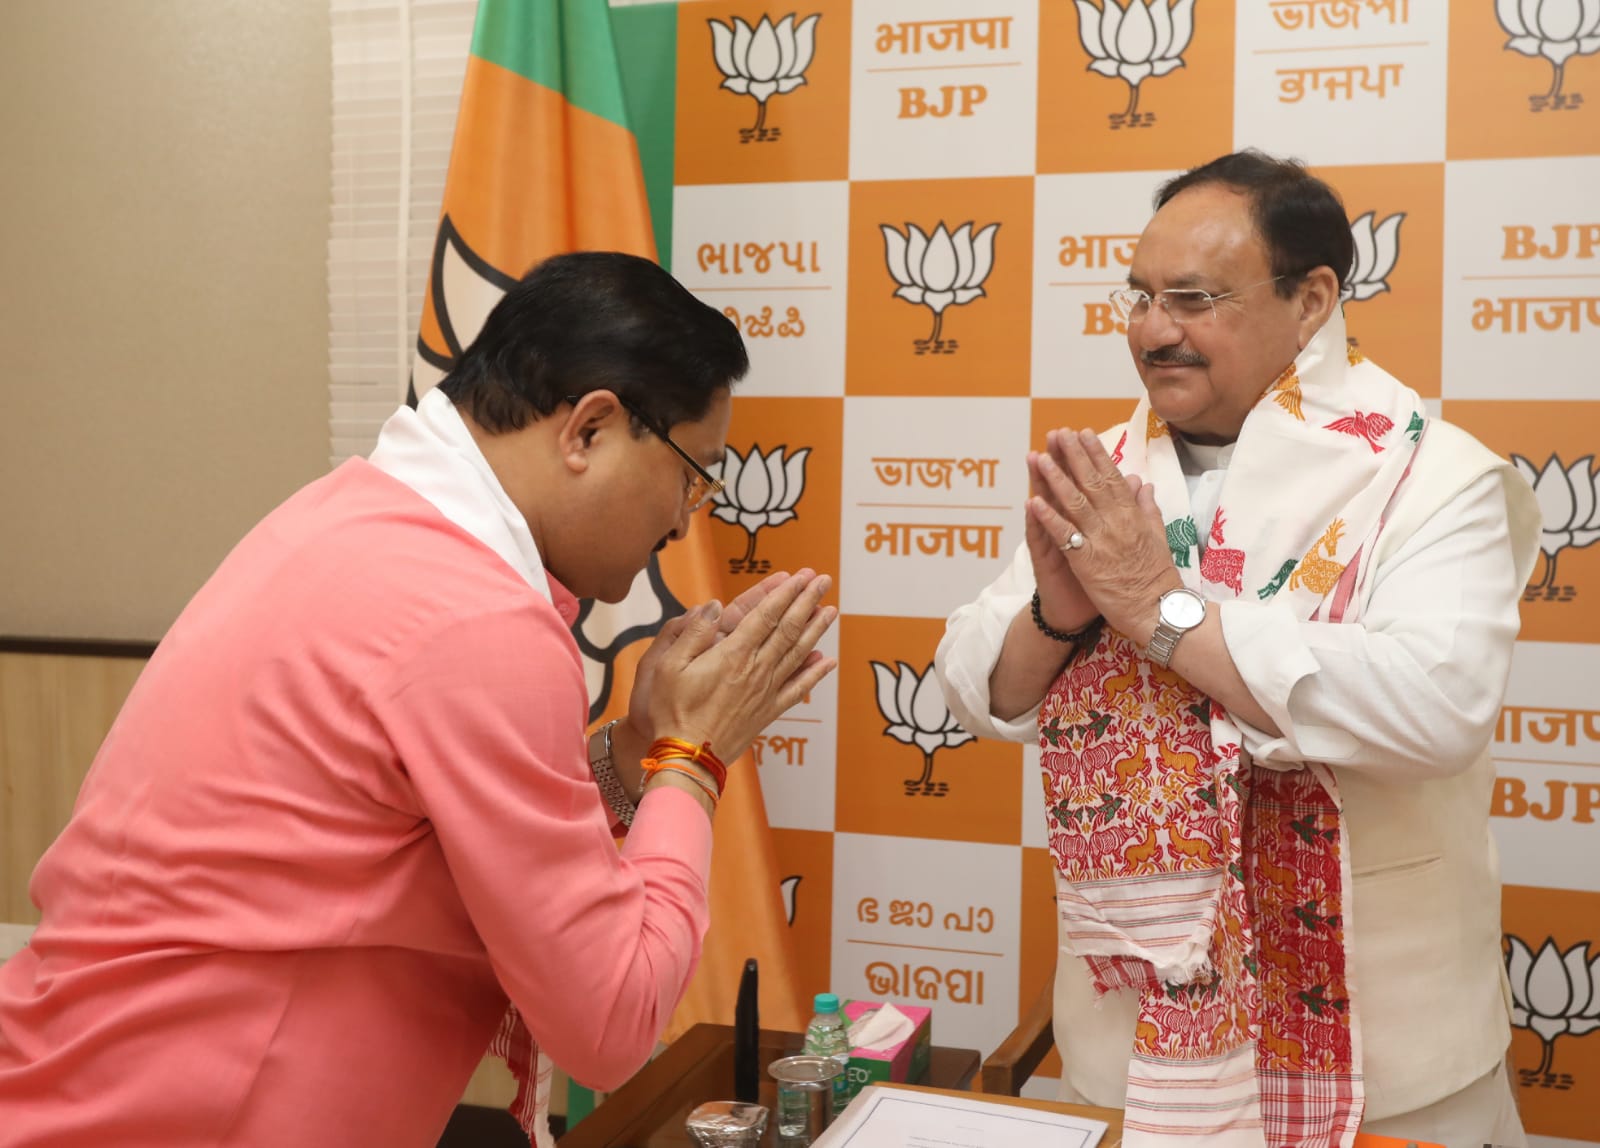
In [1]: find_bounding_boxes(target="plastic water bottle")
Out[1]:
[802,992,852,1116]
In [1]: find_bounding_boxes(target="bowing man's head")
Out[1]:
[438,251,748,602]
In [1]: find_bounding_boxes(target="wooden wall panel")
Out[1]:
[1,652,145,923]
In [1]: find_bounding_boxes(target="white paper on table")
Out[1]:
[812,1085,1108,1148]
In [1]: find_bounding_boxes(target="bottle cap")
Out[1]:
[813,992,840,1013]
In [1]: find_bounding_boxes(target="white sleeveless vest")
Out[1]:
[1051,420,1541,1120]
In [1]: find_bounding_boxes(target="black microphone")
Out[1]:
[733,958,759,1102]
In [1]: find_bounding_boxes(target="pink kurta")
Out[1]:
[0,460,712,1148]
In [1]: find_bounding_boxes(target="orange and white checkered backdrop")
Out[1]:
[667,2,1599,1140]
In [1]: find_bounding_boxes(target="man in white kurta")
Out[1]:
[936,153,1538,1148]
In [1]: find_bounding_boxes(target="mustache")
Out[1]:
[1141,347,1208,368]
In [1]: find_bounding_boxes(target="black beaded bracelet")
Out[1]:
[1030,591,1103,648]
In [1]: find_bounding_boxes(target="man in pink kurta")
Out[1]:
[0,252,838,1147]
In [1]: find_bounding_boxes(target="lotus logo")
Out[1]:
[710,444,810,574]
[1512,453,1600,601]
[871,661,976,797]
[1073,0,1196,128]
[880,221,999,355]
[572,559,683,723]
[1506,933,1599,1085]
[1495,0,1600,112]
[1343,211,1404,304]
[708,13,820,142]
[412,217,514,400]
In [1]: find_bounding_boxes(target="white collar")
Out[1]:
[368,388,554,605]
[1175,436,1234,476]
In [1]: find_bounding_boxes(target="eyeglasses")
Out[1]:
[570,393,725,513]
[1108,276,1286,325]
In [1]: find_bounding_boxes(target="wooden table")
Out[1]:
[556,1023,980,1147]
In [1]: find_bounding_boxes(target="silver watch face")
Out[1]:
[1160,589,1206,629]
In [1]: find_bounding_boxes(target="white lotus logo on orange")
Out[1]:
[1505,934,1600,1080]
[1512,452,1600,600]
[708,13,821,142]
[709,444,810,574]
[880,221,999,355]
[870,660,976,797]
[413,220,512,398]
[1495,0,1600,111]
[573,561,678,722]
[1073,0,1196,128]
[1343,211,1405,304]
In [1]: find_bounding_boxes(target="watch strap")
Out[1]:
[1147,624,1183,668]
[1146,589,1203,668]
[589,718,636,829]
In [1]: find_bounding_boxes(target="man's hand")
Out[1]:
[622,571,797,754]
[1024,446,1100,635]
[1027,427,1181,643]
[645,569,838,762]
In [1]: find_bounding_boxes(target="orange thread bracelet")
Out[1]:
[653,756,724,798]
[646,755,724,799]
[640,758,720,806]
[647,737,728,793]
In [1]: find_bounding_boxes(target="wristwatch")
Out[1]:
[1146,587,1206,668]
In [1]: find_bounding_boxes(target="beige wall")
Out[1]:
[0,0,332,642]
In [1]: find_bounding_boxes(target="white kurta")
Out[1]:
[935,420,1539,1148]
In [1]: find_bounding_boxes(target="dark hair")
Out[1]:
[437,251,748,434]
[1154,149,1353,298]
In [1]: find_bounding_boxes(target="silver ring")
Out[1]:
[1061,531,1086,552]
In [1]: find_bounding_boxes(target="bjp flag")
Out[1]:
[412,0,807,1104]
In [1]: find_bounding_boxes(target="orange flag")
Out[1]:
[413,0,806,1046]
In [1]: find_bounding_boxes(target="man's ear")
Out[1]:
[1296,265,1342,349]
[557,390,625,475]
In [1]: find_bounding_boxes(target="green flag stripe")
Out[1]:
[472,0,630,129]
[612,2,676,265]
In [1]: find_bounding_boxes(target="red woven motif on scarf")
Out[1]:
[1249,768,1357,1132]
[1040,628,1231,892]
[1040,625,1356,1142]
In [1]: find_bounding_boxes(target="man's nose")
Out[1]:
[1134,303,1185,348]
[666,502,692,543]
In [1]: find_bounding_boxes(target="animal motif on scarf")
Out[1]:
[1289,520,1348,596]
[1166,517,1200,568]
[1199,509,1245,596]
[1324,411,1394,453]
[1266,364,1304,420]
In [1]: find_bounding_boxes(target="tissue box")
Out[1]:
[840,1000,932,1099]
